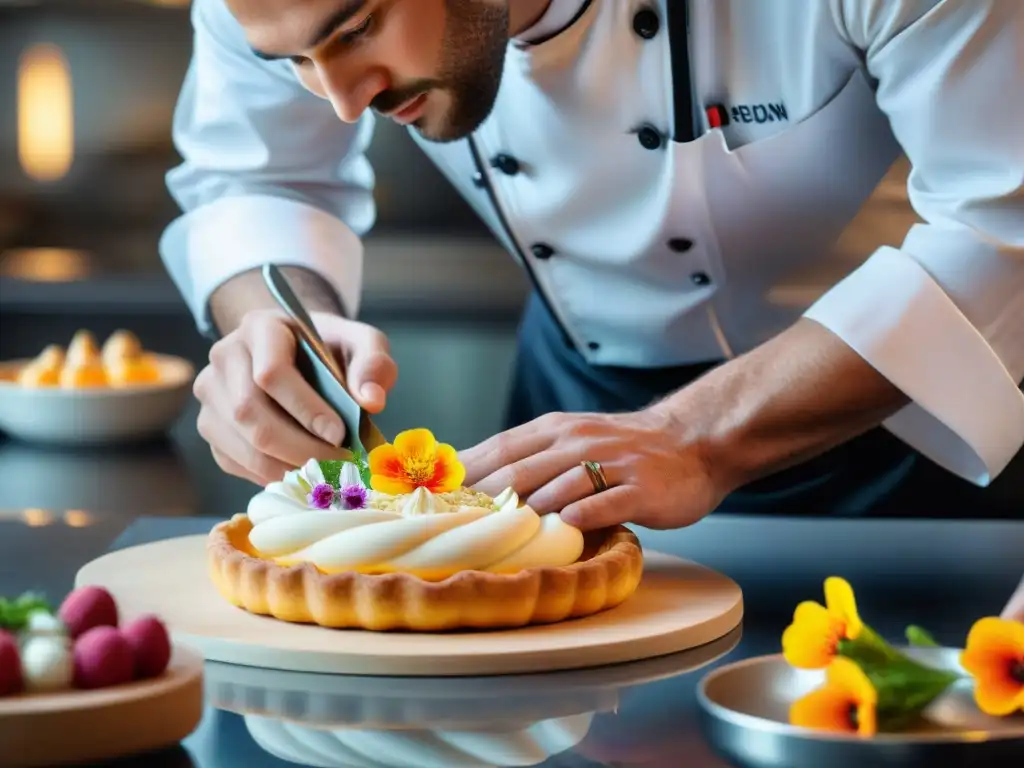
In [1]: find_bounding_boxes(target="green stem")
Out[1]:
[905,625,941,648]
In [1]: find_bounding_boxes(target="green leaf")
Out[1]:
[351,449,372,488]
[838,637,892,668]
[834,624,957,731]
[905,625,940,648]
[318,460,344,489]
[857,624,906,663]
[0,592,53,631]
[838,624,908,668]
[856,656,959,723]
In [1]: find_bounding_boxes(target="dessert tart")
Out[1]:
[208,429,643,631]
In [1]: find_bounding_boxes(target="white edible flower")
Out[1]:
[297,459,327,489]
[338,462,364,490]
[21,635,73,692]
[268,459,327,504]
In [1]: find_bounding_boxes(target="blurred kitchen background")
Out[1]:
[0,0,529,452]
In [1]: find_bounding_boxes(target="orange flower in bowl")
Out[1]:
[960,617,1024,716]
[790,657,878,737]
[782,577,864,669]
[368,428,465,495]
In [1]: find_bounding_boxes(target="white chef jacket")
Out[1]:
[160,0,1024,488]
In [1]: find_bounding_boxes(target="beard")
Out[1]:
[370,0,510,142]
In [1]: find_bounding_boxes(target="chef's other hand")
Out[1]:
[460,410,727,532]
[1002,574,1024,622]
[194,309,397,485]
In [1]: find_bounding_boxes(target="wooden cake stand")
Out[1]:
[75,534,743,676]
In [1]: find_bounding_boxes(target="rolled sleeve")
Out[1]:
[806,0,1024,485]
[159,0,376,334]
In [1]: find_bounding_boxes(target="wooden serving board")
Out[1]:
[75,535,743,677]
[0,646,204,768]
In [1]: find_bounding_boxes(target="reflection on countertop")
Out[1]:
[193,630,742,768]
[0,436,197,519]
[0,432,200,603]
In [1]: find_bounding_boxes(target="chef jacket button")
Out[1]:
[690,271,712,287]
[632,8,660,39]
[668,237,694,253]
[490,153,521,176]
[587,341,601,351]
[472,172,487,188]
[637,126,663,151]
[531,243,555,260]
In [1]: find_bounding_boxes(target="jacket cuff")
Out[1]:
[804,246,1024,486]
[159,194,364,335]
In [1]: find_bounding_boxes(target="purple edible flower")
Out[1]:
[339,484,369,510]
[307,483,336,510]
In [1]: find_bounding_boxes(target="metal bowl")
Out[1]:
[697,647,1024,767]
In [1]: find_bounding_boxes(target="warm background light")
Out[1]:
[17,43,74,182]
[0,247,92,282]
[21,508,54,527]
[63,510,94,528]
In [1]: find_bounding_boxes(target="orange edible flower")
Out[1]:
[368,428,465,495]
[960,617,1024,716]
[790,657,878,737]
[782,577,863,669]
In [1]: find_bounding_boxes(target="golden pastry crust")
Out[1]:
[208,513,644,631]
[101,329,145,363]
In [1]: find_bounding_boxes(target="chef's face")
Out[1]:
[227,0,510,142]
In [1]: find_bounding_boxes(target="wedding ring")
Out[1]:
[582,460,609,494]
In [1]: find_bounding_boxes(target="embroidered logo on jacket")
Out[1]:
[730,103,788,124]
[705,102,789,129]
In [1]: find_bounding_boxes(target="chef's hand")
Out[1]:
[1002,574,1024,622]
[193,309,397,485]
[460,409,729,531]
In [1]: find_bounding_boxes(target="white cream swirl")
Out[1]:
[244,713,593,768]
[246,486,585,580]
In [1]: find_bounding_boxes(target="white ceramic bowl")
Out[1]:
[0,355,195,446]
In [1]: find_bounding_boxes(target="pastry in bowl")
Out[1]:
[208,429,643,631]
[16,345,64,388]
[16,330,164,389]
[102,330,162,386]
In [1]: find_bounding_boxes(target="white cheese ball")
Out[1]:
[25,611,67,638]
[20,636,73,692]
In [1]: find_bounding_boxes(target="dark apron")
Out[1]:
[505,293,1024,517]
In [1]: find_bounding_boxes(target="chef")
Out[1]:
[161,0,1023,536]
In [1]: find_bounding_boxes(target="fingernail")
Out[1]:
[313,415,343,446]
[360,383,383,404]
